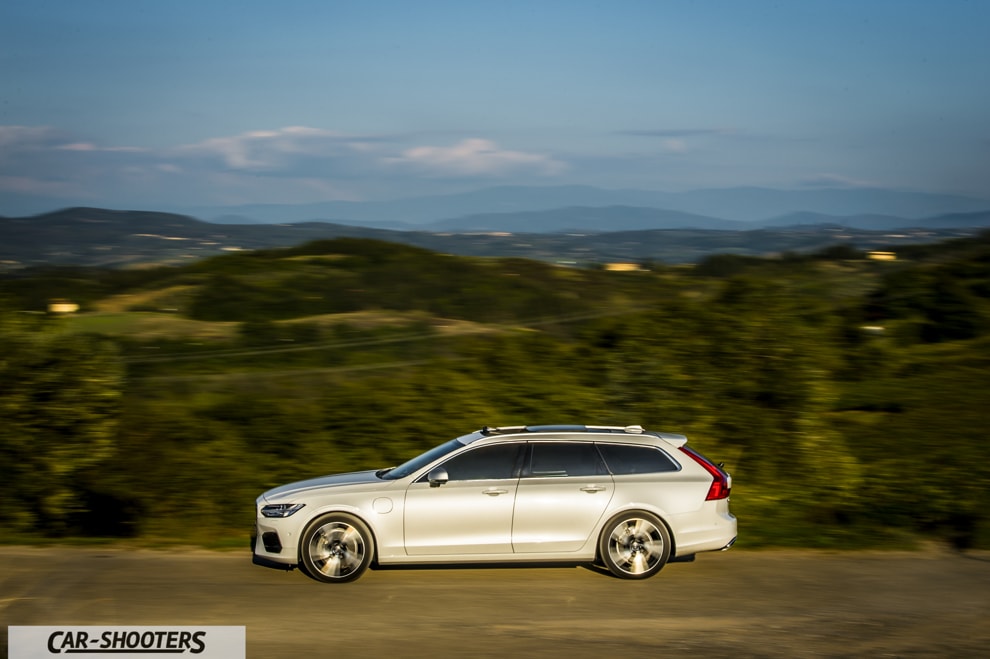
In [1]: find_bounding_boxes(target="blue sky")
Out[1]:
[1,0,988,214]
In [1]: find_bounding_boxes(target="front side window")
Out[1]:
[383,439,464,480]
[526,442,608,477]
[597,443,679,475]
[438,443,523,481]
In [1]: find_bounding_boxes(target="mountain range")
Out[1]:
[3,203,988,270]
[3,184,989,269]
[183,184,990,228]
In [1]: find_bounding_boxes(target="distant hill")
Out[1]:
[180,184,990,226]
[763,210,990,231]
[426,205,745,232]
[655,186,990,223]
[922,210,990,229]
[0,208,401,268]
[2,206,988,270]
[762,212,909,231]
[427,206,990,233]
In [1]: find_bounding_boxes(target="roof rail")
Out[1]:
[481,424,651,436]
[526,424,588,433]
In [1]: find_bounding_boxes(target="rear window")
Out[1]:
[597,444,679,475]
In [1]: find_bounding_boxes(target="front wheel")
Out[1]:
[598,511,671,579]
[300,513,374,583]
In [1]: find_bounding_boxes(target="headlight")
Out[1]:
[261,503,305,518]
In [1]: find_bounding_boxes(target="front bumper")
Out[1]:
[252,523,299,570]
[252,551,295,571]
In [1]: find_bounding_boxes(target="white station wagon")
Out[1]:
[253,425,737,582]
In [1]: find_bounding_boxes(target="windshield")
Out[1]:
[381,438,465,480]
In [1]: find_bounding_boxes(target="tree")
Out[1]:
[0,313,123,532]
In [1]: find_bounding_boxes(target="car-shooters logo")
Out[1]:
[8,627,245,659]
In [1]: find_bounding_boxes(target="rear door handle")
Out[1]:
[580,485,606,493]
[482,488,508,496]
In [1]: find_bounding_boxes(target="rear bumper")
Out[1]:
[672,507,737,557]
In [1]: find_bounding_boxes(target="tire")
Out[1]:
[598,511,671,579]
[299,513,374,583]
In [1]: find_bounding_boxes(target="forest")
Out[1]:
[1,233,989,550]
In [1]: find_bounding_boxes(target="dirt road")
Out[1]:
[2,546,988,657]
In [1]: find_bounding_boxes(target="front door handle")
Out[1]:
[482,488,508,496]
[580,485,607,493]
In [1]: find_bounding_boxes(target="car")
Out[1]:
[252,424,736,582]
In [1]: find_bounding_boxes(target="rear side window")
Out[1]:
[598,444,679,475]
[526,442,608,477]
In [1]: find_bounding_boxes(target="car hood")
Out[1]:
[261,469,384,502]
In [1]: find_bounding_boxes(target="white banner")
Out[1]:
[7,626,245,659]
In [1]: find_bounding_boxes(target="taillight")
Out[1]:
[678,446,730,501]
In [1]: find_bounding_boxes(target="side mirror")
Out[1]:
[427,467,449,488]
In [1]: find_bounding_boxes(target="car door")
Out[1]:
[403,442,523,556]
[512,442,614,553]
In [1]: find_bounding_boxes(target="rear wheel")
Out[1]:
[598,511,671,579]
[300,513,373,583]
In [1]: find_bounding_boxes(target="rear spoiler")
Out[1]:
[653,432,688,448]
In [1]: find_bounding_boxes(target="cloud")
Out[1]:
[660,139,688,154]
[0,175,86,197]
[0,126,145,156]
[0,125,187,209]
[386,138,566,177]
[0,125,61,146]
[615,128,740,155]
[176,126,385,171]
[0,126,99,200]
[617,128,733,138]
[0,125,574,211]
[178,130,568,181]
[0,126,65,162]
[56,142,144,153]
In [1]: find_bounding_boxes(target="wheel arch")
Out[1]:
[297,507,380,567]
[594,505,677,560]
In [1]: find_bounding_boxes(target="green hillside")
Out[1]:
[2,234,989,549]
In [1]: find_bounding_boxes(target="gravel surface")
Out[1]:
[2,546,988,657]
